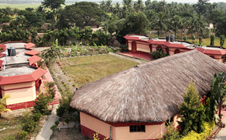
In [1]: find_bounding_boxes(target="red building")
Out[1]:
[0,41,46,110]
[124,34,226,62]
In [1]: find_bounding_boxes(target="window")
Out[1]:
[130,125,145,132]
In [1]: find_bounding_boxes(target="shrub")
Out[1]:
[33,112,42,122]
[119,44,128,52]
[159,121,181,140]
[220,35,225,47]
[50,124,58,131]
[3,135,16,140]
[22,118,37,133]
[199,37,202,46]
[93,132,108,140]
[56,104,65,117]
[44,82,56,99]
[210,35,215,46]
[150,49,168,60]
[33,95,52,115]
[19,131,28,140]
[181,121,215,140]
[178,80,205,135]
[50,121,60,131]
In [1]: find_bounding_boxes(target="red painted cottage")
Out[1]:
[0,41,46,110]
[124,34,226,62]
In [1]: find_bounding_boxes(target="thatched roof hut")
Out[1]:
[70,50,226,123]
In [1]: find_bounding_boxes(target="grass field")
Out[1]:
[0,4,41,10]
[187,38,226,48]
[59,54,139,87]
[0,110,43,139]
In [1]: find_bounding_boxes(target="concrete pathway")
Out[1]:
[36,104,59,140]
[213,117,226,140]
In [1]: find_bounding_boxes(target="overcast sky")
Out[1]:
[163,0,225,3]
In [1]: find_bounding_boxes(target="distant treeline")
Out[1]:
[0,0,122,4]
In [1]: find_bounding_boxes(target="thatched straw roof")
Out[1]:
[70,50,226,123]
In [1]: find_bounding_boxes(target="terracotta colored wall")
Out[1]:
[80,112,116,139]
[128,40,132,51]
[114,123,166,140]
[2,81,36,105]
[80,112,167,140]
[136,42,150,53]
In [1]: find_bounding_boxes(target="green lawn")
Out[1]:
[187,38,226,48]
[0,116,24,139]
[59,54,139,88]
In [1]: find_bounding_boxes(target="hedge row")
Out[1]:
[182,121,215,140]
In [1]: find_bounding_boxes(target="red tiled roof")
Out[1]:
[28,55,42,65]
[25,50,39,56]
[25,43,35,50]
[196,47,226,55]
[0,53,6,58]
[0,60,3,70]
[0,44,6,52]
[0,68,47,85]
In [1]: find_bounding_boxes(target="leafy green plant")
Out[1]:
[93,132,108,140]
[0,94,12,117]
[178,80,205,135]
[210,72,226,126]
[199,37,202,46]
[44,82,56,99]
[210,35,215,46]
[220,35,225,47]
[19,131,28,140]
[204,98,215,122]
[181,121,215,140]
[33,94,52,115]
[119,44,128,52]
[150,49,169,59]
[159,121,181,140]
[22,117,37,133]
[3,135,16,140]
[50,121,59,131]
[33,112,42,122]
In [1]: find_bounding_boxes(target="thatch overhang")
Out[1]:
[70,50,226,123]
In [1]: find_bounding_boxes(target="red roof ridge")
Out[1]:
[25,49,39,56]
[0,67,47,85]
[28,55,42,65]
[25,42,35,50]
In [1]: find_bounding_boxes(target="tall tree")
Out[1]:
[150,12,168,37]
[211,72,226,125]
[178,80,205,135]
[59,2,104,28]
[42,0,65,11]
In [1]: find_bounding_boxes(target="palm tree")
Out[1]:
[0,94,12,118]
[188,14,206,38]
[171,15,182,38]
[151,12,168,37]
[41,42,63,66]
[180,17,189,39]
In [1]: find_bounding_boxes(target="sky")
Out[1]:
[73,0,226,4]
[163,0,225,3]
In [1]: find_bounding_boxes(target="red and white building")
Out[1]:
[0,41,46,110]
[124,34,226,62]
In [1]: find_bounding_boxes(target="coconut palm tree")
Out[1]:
[41,42,63,66]
[171,15,183,38]
[150,12,168,37]
[0,94,12,118]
